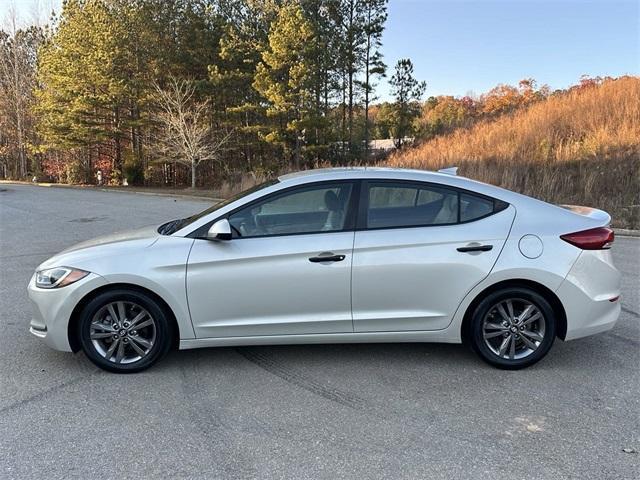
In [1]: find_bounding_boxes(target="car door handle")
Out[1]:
[308,254,346,263]
[457,244,493,253]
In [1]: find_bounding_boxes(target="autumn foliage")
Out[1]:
[388,76,640,228]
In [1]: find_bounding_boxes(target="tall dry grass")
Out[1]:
[388,76,640,228]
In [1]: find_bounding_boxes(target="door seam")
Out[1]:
[184,238,198,338]
[349,230,356,332]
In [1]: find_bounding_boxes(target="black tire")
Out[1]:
[78,289,173,373]
[469,287,556,370]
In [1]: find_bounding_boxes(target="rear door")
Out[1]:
[352,180,516,332]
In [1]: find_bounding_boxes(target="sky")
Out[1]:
[2,0,639,99]
[379,0,639,99]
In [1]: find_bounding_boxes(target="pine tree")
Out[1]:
[209,0,280,172]
[388,58,426,148]
[36,0,140,181]
[359,0,387,160]
[253,1,321,168]
[333,0,365,155]
[29,0,395,185]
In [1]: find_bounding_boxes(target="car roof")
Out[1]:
[278,167,515,201]
[279,166,449,182]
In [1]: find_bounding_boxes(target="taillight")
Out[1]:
[560,227,615,250]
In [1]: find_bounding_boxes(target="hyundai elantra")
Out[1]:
[28,168,621,372]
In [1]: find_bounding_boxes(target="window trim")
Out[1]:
[188,178,509,239]
[189,180,361,240]
[356,180,509,231]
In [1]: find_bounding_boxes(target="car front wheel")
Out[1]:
[78,289,173,373]
[469,287,556,369]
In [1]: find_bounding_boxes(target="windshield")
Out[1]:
[158,179,279,235]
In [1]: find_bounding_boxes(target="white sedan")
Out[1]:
[28,168,621,372]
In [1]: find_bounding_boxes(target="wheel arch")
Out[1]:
[67,283,181,353]
[460,278,567,343]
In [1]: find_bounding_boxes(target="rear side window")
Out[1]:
[367,183,459,229]
[460,193,494,222]
[364,182,508,229]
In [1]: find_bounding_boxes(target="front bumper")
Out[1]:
[557,249,622,341]
[28,272,108,351]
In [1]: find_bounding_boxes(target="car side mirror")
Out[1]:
[206,219,232,241]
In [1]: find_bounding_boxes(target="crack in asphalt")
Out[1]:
[0,368,100,416]
[235,347,369,410]
[234,347,504,458]
[68,215,110,223]
[606,332,640,347]
[0,251,57,260]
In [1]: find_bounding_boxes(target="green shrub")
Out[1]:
[62,159,87,184]
[123,154,144,186]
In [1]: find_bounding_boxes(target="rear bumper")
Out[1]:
[557,249,621,341]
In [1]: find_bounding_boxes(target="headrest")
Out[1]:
[324,190,341,211]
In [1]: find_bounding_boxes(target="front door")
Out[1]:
[186,181,357,338]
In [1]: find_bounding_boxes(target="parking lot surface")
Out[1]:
[1,183,638,479]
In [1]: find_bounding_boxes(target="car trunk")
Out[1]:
[558,205,611,226]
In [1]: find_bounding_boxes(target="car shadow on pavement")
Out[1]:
[160,342,488,373]
[155,336,633,376]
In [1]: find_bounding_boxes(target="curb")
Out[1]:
[616,229,640,238]
[0,180,219,203]
[94,188,219,202]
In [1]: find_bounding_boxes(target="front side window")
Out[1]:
[228,183,353,238]
[367,183,459,229]
[160,179,278,235]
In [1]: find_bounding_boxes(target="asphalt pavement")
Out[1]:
[0,183,638,479]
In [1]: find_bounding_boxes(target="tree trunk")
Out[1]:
[347,1,354,153]
[87,145,93,183]
[293,125,302,170]
[114,108,122,183]
[17,125,25,178]
[131,103,143,183]
[191,162,197,189]
[341,73,347,156]
[364,35,371,162]
[12,26,26,178]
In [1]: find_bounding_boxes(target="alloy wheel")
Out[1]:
[481,298,546,360]
[89,301,156,364]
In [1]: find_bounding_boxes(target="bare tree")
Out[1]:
[0,4,45,180]
[0,7,31,178]
[151,78,233,189]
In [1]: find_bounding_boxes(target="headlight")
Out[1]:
[35,267,89,289]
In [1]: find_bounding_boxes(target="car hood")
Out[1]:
[60,225,160,253]
[37,225,161,271]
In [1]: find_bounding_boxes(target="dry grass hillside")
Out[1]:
[388,76,640,228]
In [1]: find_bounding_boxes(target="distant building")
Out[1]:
[369,138,415,154]
[328,138,415,160]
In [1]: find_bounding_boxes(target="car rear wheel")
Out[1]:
[78,289,173,373]
[469,287,556,369]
